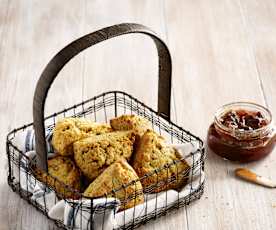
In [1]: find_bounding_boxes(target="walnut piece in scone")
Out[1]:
[84,159,144,210]
[34,156,81,199]
[110,114,152,137]
[52,117,112,156]
[132,130,190,193]
[74,131,136,181]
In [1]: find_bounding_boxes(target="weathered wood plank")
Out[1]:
[0,0,85,229]
[236,1,276,228]
[81,0,167,113]
[165,0,276,229]
[238,0,276,115]
[1,0,276,229]
[0,0,180,229]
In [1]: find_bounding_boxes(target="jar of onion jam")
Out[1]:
[207,102,276,162]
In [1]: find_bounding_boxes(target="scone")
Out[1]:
[52,117,112,156]
[84,159,144,210]
[74,131,136,181]
[132,130,190,193]
[110,114,152,137]
[33,156,81,199]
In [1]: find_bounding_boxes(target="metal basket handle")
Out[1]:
[33,23,172,170]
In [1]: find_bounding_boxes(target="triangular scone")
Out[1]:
[34,156,81,199]
[74,131,136,181]
[52,117,112,156]
[110,115,152,137]
[133,130,190,193]
[84,159,144,210]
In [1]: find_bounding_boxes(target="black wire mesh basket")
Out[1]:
[6,23,205,230]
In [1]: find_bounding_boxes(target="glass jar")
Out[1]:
[207,102,276,162]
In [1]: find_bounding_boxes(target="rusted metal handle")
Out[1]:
[33,23,172,171]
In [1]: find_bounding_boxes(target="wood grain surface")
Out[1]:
[0,1,275,229]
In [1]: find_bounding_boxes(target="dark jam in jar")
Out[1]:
[207,102,276,162]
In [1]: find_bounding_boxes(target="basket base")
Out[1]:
[8,177,204,230]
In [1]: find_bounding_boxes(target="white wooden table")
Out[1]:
[1,1,276,229]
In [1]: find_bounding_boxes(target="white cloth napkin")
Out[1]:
[12,129,205,230]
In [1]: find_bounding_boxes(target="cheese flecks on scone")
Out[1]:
[52,117,112,156]
[84,159,144,210]
[74,131,136,181]
[110,114,152,137]
[132,130,190,193]
[34,156,81,199]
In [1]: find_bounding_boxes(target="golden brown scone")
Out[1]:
[33,156,81,199]
[132,130,190,193]
[110,114,152,137]
[74,131,136,181]
[52,117,112,156]
[84,159,144,210]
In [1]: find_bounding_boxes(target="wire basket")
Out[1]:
[6,23,205,230]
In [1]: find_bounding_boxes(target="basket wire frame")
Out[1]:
[6,91,205,230]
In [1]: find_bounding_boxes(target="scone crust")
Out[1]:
[34,156,81,199]
[84,159,144,210]
[52,117,112,156]
[74,131,136,181]
[110,115,151,137]
[133,130,190,192]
